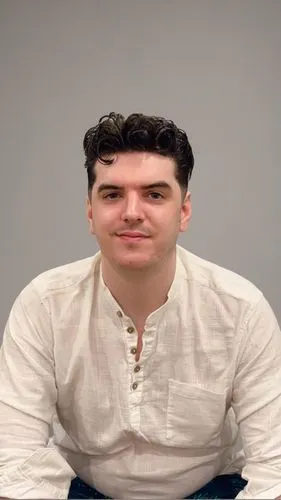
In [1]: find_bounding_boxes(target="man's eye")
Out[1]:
[104,192,120,199]
[148,192,164,199]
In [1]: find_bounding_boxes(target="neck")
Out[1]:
[101,251,176,322]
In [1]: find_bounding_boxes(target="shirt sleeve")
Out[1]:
[232,294,281,499]
[0,282,75,499]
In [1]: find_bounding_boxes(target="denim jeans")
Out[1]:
[68,473,247,499]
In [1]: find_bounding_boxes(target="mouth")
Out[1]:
[116,232,149,242]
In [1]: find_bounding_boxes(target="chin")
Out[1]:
[114,254,153,269]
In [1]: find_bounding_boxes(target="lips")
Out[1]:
[118,232,148,238]
[116,231,149,242]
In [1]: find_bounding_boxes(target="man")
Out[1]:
[0,112,281,499]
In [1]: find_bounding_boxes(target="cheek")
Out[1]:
[161,207,181,226]
[93,209,117,233]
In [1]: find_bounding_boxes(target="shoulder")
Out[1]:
[176,245,262,306]
[21,251,101,304]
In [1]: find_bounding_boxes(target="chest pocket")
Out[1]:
[166,379,227,448]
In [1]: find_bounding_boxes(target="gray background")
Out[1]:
[1,0,280,340]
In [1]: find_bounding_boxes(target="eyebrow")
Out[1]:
[97,181,172,194]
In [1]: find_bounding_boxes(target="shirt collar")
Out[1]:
[98,246,185,320]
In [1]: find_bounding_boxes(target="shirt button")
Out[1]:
[130,347,137,355]
[127,326,135,333]
[117,311,123,318]
[132,382,138,390]
[134,365,141,373]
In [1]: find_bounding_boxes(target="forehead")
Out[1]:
[94,152,177,185]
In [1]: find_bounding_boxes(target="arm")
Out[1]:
[232,295,281,499]
[0,282,75,499]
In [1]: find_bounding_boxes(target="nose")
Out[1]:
[121,192,144,223]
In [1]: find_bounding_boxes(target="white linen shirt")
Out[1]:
[0,245,281,499]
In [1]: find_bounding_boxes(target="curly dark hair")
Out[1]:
[83,112,194,194]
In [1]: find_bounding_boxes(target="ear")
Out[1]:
[86,197,95,235]
[180,191,192,232]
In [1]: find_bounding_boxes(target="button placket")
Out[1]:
[125,324,138,364]
[130,360,143,399]
[125,324,143,393]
